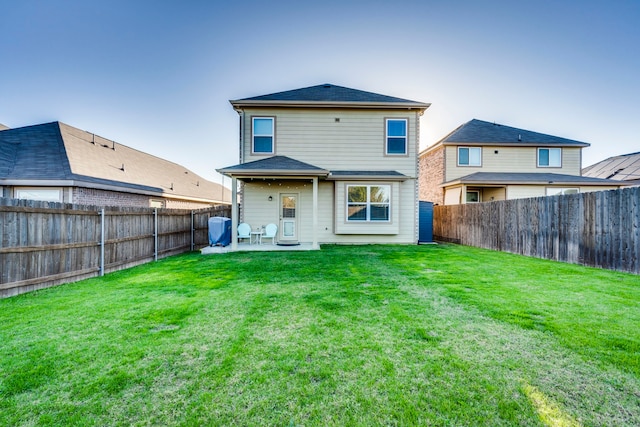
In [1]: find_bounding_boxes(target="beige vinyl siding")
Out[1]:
[444,186,462,205]
[441,184,621,205]
[241,180,416,244]
[506,184,620,200]
[445,146,583,181]
[482,187,506,202]
[242,108,419,176]
[578,186,620,193]
[326,180,417,243]
[240,182,282,231]
[333,179,416,243]
[334,181,400,235]
[505,185,547,199]
[242,180,321,243]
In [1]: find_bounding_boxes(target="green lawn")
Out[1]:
[1,244,639,426]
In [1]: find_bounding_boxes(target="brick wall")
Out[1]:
[73,187,151,208]
[165,198,218,210]
[418,146,445,205]
[73,187,219,210]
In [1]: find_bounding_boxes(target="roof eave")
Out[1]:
[0,178,230,202]
[217,169,330,178]
[326,174,409,181]
[441,141,590,148]
[230,100,431,110]
[441,179,624,187]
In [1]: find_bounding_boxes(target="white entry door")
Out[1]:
[280,194,298,242]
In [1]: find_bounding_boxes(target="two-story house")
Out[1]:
[217,84,430,249]
[419,119,624,205]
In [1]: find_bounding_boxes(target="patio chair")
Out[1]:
[237,223,251,243]
[262,223,278,245]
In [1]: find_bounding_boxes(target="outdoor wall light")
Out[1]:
[268,196,273,201]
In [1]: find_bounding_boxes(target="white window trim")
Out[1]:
[385,118,408,155]
[538,147,562,168]
[457,146,482,166]
[346,184,391,222]
[149,199,166,208]
[251,116,275,154]
[546,187,579,196]
[14,187,63,202]
[466,190,480,203]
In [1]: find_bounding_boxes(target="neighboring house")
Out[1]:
[217,83,430,249]
[419,119,624,205]
[582,152,640,186]
[0,121,231,209]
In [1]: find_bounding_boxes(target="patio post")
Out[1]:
[231,176,238,250]
[312,176,319,249]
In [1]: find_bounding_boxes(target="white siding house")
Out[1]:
[218,84,430,249]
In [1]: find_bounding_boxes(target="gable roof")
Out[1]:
[434,119,589,147]
[442,172,625,187]
[0,122,231,203]
[217,155,329,177]
[230,83,430,110]
[582,152,640,184]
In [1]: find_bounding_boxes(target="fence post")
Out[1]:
[100,208,105,276]
[191,210,195,251]
[154,209,158,261]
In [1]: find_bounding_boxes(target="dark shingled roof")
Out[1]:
[218,156,329,176]
[440,119,589,147]
[582,152,640,184]
[0,122,72,179]
[444,172,625,186]
[0,122,231,203]
[231,83,429,108]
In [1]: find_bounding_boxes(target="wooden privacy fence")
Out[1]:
[433,186,640,274]
[0,198,231,298]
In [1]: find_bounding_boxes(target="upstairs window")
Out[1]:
[458,147,481,166]
[386,119,407,155]
[252,117,274,154]
[347,185,391,222]
[538,148,561,167]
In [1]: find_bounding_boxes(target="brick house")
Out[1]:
[0,121,231,209]
[419,119,624,205]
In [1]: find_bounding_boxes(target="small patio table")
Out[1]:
[250,230,263,245]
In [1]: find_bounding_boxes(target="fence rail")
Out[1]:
[433,186,640,274]
[0,198,231,297]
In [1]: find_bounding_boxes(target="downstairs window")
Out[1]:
[347,185,391,222]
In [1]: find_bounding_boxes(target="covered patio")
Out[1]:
[217,156,329,251]
[201,242,317,254]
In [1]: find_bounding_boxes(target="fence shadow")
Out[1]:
[433,187,639,274]
[0,198,231,297]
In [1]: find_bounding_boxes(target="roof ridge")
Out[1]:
[441,118,588,146]
[231,83,428,106]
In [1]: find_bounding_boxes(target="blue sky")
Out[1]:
[1,1,639,185]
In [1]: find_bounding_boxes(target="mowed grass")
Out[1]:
[1,244,639,426]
